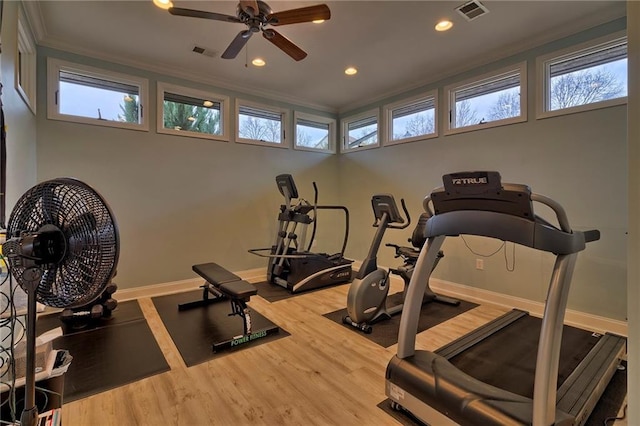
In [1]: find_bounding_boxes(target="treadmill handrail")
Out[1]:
[393,179,604,426]
[424,190,572,234]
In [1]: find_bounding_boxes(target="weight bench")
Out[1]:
[178,262,279,352]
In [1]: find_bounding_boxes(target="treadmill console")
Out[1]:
[432,171,534,219]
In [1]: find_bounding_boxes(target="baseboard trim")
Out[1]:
[115,268,266,301]
[425,277,628,337]
[116,263,627,338]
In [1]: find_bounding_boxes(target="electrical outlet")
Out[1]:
[476,259,484,270]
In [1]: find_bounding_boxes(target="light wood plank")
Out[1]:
[57,284,535,425]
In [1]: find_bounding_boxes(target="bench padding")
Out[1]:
[192,262,257,299]
[219,280,257,299]
[193,262,241,284]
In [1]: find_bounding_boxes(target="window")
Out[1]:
[341,109,380,152]
[16,6,36,113]
[445,62,527,135]
[383,91,437,145]
[157,82,230,141]
[537,33,627,118]
[236,101,288,147]
[294,112,336,153]
[47,58,149,131]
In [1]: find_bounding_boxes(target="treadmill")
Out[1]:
[385,171,626,426]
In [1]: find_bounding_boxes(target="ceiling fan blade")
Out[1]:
[239,0,260,16]
[222,30,253,59]
[267,4,330,26]
[262,29,307,61]
[168,7,241,23]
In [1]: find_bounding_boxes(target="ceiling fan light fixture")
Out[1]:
[252,58,266,67]
[153,0,173,10]
[344,67,357,76]
[435,20,453,31]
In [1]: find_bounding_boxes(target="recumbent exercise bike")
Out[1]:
[343,194,458,334]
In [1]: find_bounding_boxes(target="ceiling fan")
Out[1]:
[168,1,331,61]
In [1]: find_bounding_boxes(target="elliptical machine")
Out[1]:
[343,194,458,334]
[249,174,353,293]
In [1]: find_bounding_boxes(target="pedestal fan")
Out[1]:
[1,178,119,426]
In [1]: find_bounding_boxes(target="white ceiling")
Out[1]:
[25,1,627,112]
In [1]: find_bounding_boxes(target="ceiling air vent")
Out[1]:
[192,45,216,58]
[456,0,489,21]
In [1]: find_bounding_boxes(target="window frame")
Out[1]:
[47,58,149,131]
[16,5,37,114]
[235,99,289,148]
[157,82,230,142]
[383,90,438,146]
[444,61,527,136]
[293,111,336,154]
[341,108,380,153]
[536,32,628,120]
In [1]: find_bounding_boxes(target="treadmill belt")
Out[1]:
[448,314,599,398]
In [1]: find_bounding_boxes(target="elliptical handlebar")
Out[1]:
[307,181,320,251]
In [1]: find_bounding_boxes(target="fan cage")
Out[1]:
[6,178,119,308]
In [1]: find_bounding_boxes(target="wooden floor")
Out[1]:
[58,279,624,426]
[58,279,506,425]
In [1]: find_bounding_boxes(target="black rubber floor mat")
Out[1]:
[585,360,627,425]
[55,319,169,402]
[34,300,169,403]
[252,280,349,302]
[323,293,478,348]
[151,290,289,367]
[36,298,144,336]
[377,399,426,426]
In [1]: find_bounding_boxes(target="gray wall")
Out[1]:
[34,19,627,322]
[1,1,37,216]
[36,48,341,289]
[338,18,628,321]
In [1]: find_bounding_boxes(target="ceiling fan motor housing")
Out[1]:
[168,1,330,61]
[237,1,272,22]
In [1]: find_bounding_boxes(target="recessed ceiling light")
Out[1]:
[252,58,266,67]
[435,20,453,31]
[153,0,173,10]
[312,19,325,24]
[345,67,358,76]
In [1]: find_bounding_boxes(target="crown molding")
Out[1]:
[338,10,627,114]
[21,0,47,43]
[37,37,338,115]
